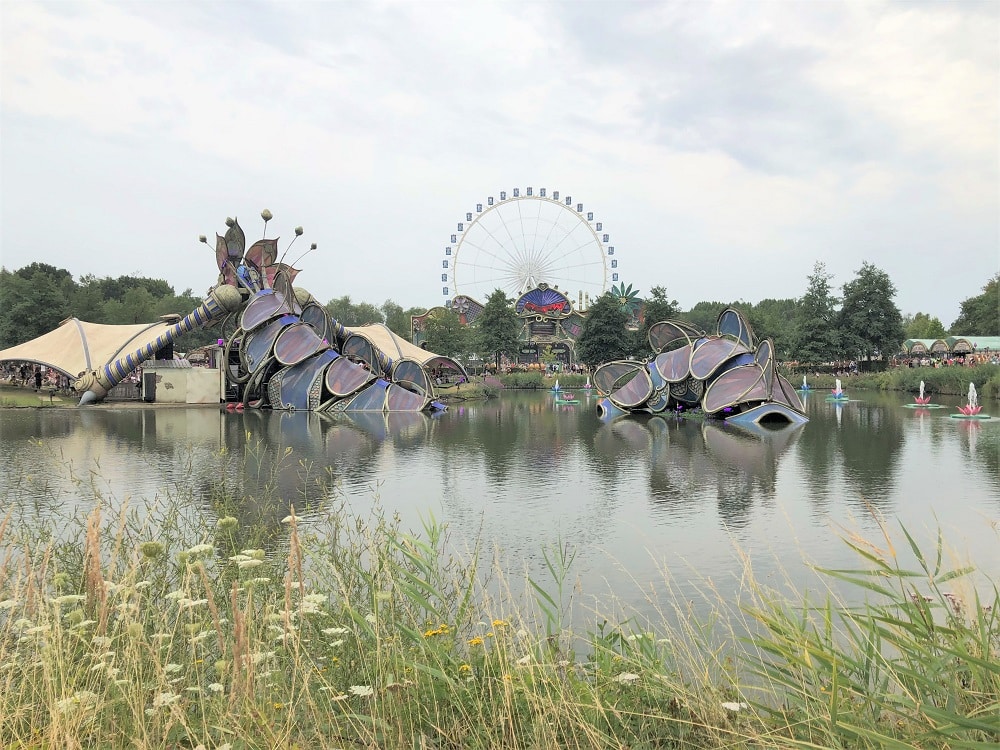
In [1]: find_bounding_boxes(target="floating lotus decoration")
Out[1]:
[914,380,932,406]
[594,307,807,426]
[958,383,982,416]
[828,378,848,401]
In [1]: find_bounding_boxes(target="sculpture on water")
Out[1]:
[594,307,807,426]
[76,212,465,412]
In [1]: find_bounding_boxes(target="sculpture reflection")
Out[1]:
[595,415,804,528]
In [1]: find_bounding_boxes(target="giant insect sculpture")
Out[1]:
[594,307,807,426]
[76,212,465,411]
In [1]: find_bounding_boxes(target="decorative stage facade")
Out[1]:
[74,214,465,411]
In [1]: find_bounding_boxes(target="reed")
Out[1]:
[0,445,996,749]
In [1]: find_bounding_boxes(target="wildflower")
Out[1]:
[613,672,640,684]
[216,516,238,530]
[459,664,472,673]
[364,612,377,625]
[260,209,273,221]
[237,559,264,570]
[251,651,275,665]
[492,619,510,628]
[467,637,484,646]
[177,598,209,610]
[152,692,180,708]
[140,541,165,560]
[199,234,208,243]
[91,635,112,648]
[0,599,19,610]
[208,683,224,693]
[55,690,99,714]
[164,663,184,674]
[68,616,94,630]
[52,572,71,589]
[721,701,749,712]
[322,627,350,636]
[348,685,374,697]
[294,226,304,236]
[51,594,86,606]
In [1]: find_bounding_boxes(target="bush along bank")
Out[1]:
[797,363,1000,399]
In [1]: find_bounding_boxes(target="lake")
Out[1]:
[1,388,997,626]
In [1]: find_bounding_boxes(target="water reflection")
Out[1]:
[595,416,804,528]
[1,390,997,625]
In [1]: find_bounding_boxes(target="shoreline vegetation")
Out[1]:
[2,363,999,409]
[1,445,998,749]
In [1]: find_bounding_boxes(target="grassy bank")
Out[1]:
[795,364,1000,400]
[1,447,997,748]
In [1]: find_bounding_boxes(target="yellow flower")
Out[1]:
[467,637,484,646]
[459,664,472,673]
[491,619,509,628]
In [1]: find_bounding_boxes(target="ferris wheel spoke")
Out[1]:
[459,239,524,274]
[447,190,611,301]
[535,226,594,270]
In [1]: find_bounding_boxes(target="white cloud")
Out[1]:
[1,0,996,326]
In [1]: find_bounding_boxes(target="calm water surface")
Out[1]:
[2,389,998,623]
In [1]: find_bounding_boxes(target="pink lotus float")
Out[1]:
[958,383,982,416]
[950,382,991,420]
[914,381,932,406]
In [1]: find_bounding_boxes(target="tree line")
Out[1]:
[1,261,996,368]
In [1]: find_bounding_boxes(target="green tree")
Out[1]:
[0,265,73,347]
[325,295,384,326]
[903,312,948,340]
[837,261,905,365]
[381,299,415,339]
[950,273,999,335]
[70,275,110,323]
[575,293,630,366]
[748,298,798,359]
[636,285,681,355]
[473,289,521,371]
[421,307,470,358]
[791,262,841,365]
[96,275,172,302]
[684,301,728,334]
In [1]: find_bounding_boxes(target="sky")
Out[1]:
[1,0,997,329]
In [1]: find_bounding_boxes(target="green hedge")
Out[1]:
[802,365,1000,399]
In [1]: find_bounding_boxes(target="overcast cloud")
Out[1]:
[1,0,997,328]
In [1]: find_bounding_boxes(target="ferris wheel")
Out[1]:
[439,187,619,306]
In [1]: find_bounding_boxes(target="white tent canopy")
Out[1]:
[0,317,177,378]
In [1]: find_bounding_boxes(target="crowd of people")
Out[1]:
[0,362,72,392]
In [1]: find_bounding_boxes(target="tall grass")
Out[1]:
[0,444,996,749]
